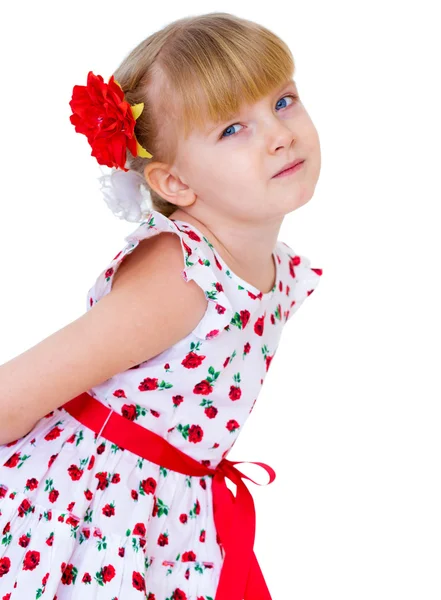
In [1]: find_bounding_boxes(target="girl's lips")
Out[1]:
[272,159,305,178]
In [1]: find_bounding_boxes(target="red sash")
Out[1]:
[62,391,276,599]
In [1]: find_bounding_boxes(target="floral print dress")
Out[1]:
[0,209,322,600]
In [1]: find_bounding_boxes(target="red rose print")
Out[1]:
[118,547,125,557]
[239,309,251,329]
[132,570,146,592]
[0,486,7,498]
[23,550,40,571]
[121,404,137,421]
[95,472,109,490]
[193,380,213,395]
[0,556,11,577]
[114,388,127,398]
[254,315,264,336]
[173,395,184,407]
[195,500,200,515]
[181,352,205,369]
[82,572,92,583]
[66,516,79,528]
[66,433,76,443]
[204,406,218,419]
[265,355,273,371]
[67,465,83,481]
[101,564,116,583]
[182,551,196,562]
[111,473,120,484]
[131,489,138,500]
[157,533,169,546]
[199,478,207,490]
[44,426,63,441]
[172,589,187,600]
[88,455,95,470]
[18,498,32,517]
[48,453,58,468]
[200,530,206,542]
[226,419,240,432]
[188,425,203,443]
[133,523,146,536]
[244,341,251,353]
[84,489,93,500]
[26,478,39,491]
[150,409,160,418]
[179,514,188,524]
[67,501,75,512]
[61,562,77,585]
[18,534,30,548]
[141,477,157,495]
[46,533,54,547]
[4,452,20,468]
[138,377,159,391]
[229,386,242,401]
[96,442,106,455]
[102,503,115,517]
[206,327,222,340]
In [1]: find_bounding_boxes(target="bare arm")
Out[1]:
[0,232,208,444]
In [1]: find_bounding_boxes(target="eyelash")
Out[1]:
[218,94,299,140]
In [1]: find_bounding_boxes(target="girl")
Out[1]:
[0,11,323,600]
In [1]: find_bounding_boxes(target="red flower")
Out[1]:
[133,523,146,536]
[0,556,11,577]
[188,425,203,444]
[132,571,146,592]
[69,71,151,171]
[23,550,40,571]
[101,564,116,583]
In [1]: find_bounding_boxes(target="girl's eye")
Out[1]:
[219,94,299,140]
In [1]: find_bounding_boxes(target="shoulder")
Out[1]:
[87,210,235,341]
[277,240,324,322]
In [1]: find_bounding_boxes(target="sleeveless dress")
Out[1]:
[0,209,323,600]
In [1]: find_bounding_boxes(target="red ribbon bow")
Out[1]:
[212,458,276,599]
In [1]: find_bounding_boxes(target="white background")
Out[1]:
[0,1,440,598]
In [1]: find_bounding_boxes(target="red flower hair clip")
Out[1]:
[69,71,153,171]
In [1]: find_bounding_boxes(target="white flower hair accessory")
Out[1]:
[97,164,153,223]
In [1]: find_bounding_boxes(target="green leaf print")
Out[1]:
[96,535,107,551]
[84,506,93,523]
[155,498,169,518]
[233,372,242,384]
[16,454,31,468]
[159,466,168,478]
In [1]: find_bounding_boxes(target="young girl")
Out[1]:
[0,11,323,600]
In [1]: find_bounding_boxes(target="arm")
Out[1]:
[0,232,208,444]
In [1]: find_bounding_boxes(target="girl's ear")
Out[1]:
[143,162,196,206]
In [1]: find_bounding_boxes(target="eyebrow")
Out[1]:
[205,79,296,136]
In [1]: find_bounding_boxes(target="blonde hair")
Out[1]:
[112,12,295,218]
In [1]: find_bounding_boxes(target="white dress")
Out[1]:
[0,209,323,599]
